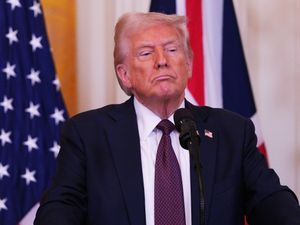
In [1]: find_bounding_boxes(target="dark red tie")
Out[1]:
[155,119,186,225]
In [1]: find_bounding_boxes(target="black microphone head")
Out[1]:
[174,108,200,149]
[174,108,195,132]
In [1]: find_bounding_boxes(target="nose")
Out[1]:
[155,48,168,69]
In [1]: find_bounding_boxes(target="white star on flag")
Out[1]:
[29,1,41,17]
[6,0,21,10]
[23,135,39,152]
[25,102,41,119]
[52,77,61,91]
[26,68,41,86]
[0,129,12,147]
[2,62,16,80]
[0,96,14,113]
[50,141,60,158]
[50,108,65,125]
[21,168,37,185]
[6,27,18,45]
[29,34,43,51]
[0,163,10,179]
[0,198,8,212]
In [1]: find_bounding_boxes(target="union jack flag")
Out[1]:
[0,0,67,224]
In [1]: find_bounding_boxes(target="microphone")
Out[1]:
[174,108,200,150]
[174,108,206,225]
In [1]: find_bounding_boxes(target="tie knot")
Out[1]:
[156,119,175,135]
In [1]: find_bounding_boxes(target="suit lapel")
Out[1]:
[106,98,146,225]
[187,102,218,225]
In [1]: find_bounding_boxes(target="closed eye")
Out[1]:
[165,44,179,54]
[167,48,177,52]
[136,48,154,61]
[140,51,152,56]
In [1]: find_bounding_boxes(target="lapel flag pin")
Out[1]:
[204,129,213,138]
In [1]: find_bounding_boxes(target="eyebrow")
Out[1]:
[136,40,180,50]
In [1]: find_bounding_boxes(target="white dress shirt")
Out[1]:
[134,97,191,225]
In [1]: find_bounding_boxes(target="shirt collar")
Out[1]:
[134,97,185,141]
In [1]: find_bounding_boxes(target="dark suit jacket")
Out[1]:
[35,97,300,225]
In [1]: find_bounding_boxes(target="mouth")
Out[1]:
[152,74,175,82]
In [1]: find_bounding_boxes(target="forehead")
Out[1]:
[129,24,182,48]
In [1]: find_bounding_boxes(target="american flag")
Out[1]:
[0,0,67,224]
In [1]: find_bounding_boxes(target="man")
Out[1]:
[34,12,300,225]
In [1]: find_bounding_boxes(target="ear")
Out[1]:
[187,59,193,78]
[116,64,132,89]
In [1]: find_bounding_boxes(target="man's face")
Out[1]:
[117,24,192,104]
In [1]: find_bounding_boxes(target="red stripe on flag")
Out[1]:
[258,143,268,165]
[186,0,204,105]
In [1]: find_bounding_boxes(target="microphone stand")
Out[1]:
[180,129,205,225]
[187,138,205,225]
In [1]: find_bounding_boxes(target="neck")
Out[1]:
[135,95,184,119]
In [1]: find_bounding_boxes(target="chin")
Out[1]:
[150,86,184,100]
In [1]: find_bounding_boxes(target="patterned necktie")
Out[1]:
[155,119,186,225]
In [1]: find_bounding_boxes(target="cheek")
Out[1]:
[175,60,191,79]
[127,68,151,89]
[131,63,153,79]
